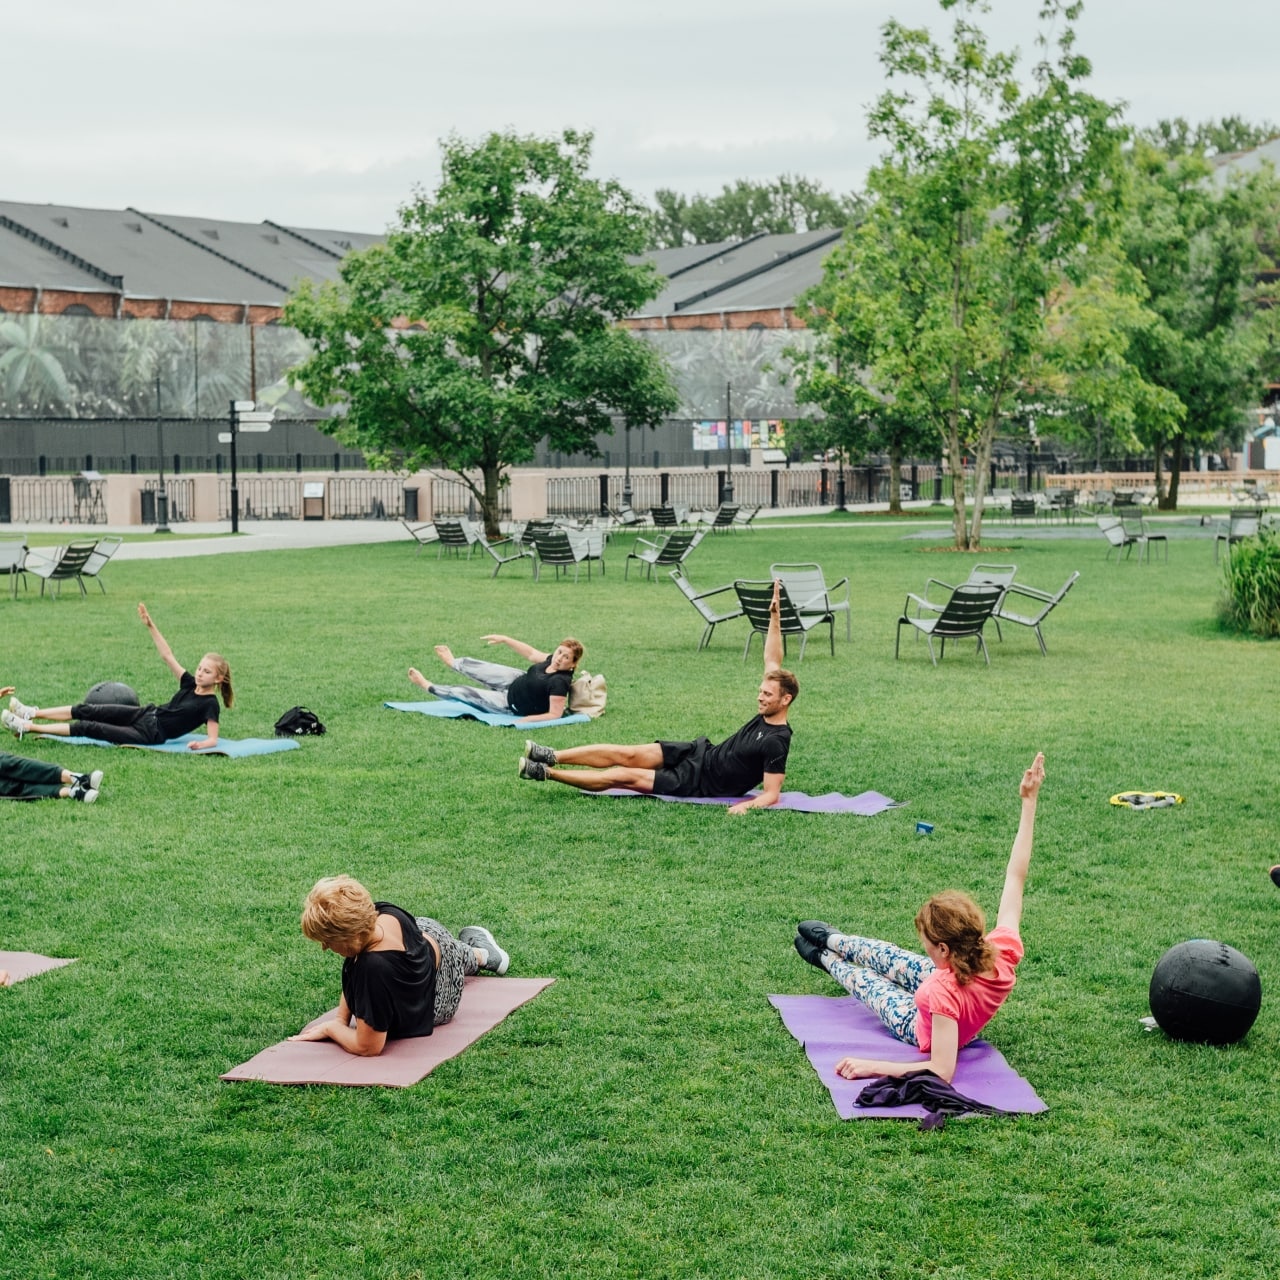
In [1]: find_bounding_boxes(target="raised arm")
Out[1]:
[996,753,1045,934]
[138,603,185,680]
[763,579,784,672]
[480,634,548,662]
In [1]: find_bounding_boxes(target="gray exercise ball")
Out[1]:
[84,680,139,707]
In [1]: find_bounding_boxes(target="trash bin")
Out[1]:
[140,489,156,524]
[0,476,11,524]
[404,486,419,522]
[302,482,325,520]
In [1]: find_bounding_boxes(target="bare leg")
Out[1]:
[408,667,431,691]
[550,743,664,769]
[434,645,455,668]
[28,724,72,738]
[30,707,74,722]
[546,765,657,793]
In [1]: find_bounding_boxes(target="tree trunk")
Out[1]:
[1165,433,1184,510]
[888,442,903,515]
[967,422,998,550]
[480,463,504,539]
[1152,434,1167,510]
[947,424,968,550]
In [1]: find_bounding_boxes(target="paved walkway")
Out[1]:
[13,502,1235,560]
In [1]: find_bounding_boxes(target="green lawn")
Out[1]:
[2,520,1277,1279]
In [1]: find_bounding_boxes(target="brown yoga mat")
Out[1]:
[0,951,76,983]
[221,975,555,1087]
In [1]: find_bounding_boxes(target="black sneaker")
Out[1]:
[72,770,104,801]
[794,933,827,969]
[518,756,548,782]
[797,921,836,948]
[523,740,557,766]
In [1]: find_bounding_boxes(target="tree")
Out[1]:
[1118,140,1280,506]
[285,129,679,535]
[1137,115,1280,159]
[648,176,861,248]
[791,0,1125,548]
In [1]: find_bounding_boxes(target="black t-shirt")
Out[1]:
[341,903,437,1039]
[506,660,573,716]
[154,670,221,740]
[703,715,792,796]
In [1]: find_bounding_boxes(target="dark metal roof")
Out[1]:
[0,216,118,293]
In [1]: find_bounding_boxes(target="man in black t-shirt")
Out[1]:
[409,634,582,723]
[519,581,796,815]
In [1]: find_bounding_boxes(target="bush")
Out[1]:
[1221,527,1280,636]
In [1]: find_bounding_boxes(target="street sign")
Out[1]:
[217,432,233,443]
[238,411,274,424]
[238,424,273,433]
[233,400,255,412]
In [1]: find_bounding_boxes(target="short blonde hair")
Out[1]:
[301,875,378,950]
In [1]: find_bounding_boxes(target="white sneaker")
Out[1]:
[9,696,36,719]
[1,709,30,738]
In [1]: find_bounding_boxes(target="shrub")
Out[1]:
[1221,527,1280,636]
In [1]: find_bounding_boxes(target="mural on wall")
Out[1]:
[0,314,320,419]
[634,328,816,420]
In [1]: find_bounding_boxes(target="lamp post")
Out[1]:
[154,369,171,534]
[220,399,275,532]
[622,422,632,509]
[723,381,735,503]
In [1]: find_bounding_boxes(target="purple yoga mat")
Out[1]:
[595,789,899,814]
[222,976,554,1088]
[0,951,76,984]
[770,994,1046,1120]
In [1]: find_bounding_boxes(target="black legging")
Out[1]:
[70,701,163,746]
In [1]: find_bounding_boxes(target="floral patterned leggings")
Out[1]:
[824,933,936,1047]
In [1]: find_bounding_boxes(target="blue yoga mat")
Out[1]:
[59,732,300,757]
[385,699,592,728]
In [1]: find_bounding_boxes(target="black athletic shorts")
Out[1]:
[653,738,711,797]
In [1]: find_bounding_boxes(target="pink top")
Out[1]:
[914,925,1024,1053]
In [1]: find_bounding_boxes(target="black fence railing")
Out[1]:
[1,477,106,524]
[141,479,195,523]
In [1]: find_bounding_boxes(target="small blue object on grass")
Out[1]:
[916,821,934,835]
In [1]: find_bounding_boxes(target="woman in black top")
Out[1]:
[291,875,512,1057]
[3,603,232,750]
[408,633,582,722]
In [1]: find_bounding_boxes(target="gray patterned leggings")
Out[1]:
[416,917,479,1026]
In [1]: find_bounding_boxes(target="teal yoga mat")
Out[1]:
[58,732,300,757]
[385,699,591,728]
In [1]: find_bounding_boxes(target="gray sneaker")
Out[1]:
[459,925,510,975]
[523,740,557,766]
[518,756,548,781]
[9,696,36,719]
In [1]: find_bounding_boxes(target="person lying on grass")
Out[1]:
[794,752,1045,1083]
[2,604,231,751]
[290,875,511,1057]
[0,684,103,802]
[408,633,582,725]
[518,581,794,816]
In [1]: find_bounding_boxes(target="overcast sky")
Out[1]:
[7,0,1276,232]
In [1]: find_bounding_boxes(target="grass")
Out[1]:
[2,521,1278,1279]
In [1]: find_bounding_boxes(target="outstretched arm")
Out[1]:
[763,579,784,672]
[480,634,548,662]
[996,753,1045,934]
[138,603,185,680]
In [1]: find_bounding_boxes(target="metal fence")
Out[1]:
[0,476,106,524]
[141,479,195,523]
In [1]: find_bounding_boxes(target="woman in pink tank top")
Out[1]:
[794,753,1044,1083]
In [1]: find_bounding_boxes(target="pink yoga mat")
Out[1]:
[222,976,554,1087]
[0,951,76,983]
[770,993,1046,1120]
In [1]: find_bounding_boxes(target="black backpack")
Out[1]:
[274,706,326,736]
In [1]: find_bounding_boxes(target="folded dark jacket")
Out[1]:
[856,1069,1012,1131]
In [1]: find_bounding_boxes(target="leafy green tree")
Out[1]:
[648,176,861,248]
[792,0,1125,548]
[1119,140,1280,506]
[1137,116,1280,158]
[286,129,678,534]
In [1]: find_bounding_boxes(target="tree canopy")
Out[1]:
[1136,115,1280,159]
[648,176,861,248]
[791,0,1126,548]
[285,129,679,534]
